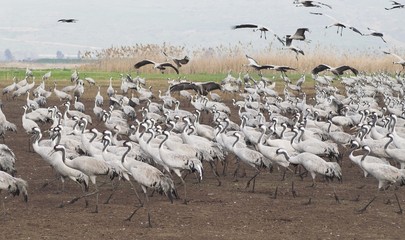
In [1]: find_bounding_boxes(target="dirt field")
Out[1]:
[1,80,405,240]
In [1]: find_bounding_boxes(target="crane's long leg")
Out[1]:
[356,196,376,213]
[1,196,7,220]
[245,169,260,192]
[92,184,100,213]
[128,180,144,206]
[209,161,221,186]
[180,177,187,204]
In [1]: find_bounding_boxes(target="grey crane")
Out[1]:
[0,171,28,215]
[294,0,332,9]
[385,1,404,10]
[310,12,363,36]
[311,64,359,76]
[51,144,117,213]
[162,52,190,68]
[134,60,179,74]
[364,28,386,43]
[276,148,342,187]
[0,144,16,176]
[383,51,405,72]
[122,141,176,225]
[58,19,78,23]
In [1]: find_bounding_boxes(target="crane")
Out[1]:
[51,144,117,213]
[134,60,179,74]
[276,148,342,186]
[383,51,405,72]
[385,1,404,10]
[162,51,190,68]
[294,0,332,9]
[121,141,176,225]
[0,171,28,215]
[311,64,359,76]
[310,12,363,36]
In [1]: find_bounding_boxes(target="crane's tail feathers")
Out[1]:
[11,177,28,202]
[77,174,89,192]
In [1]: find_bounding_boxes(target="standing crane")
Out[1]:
[231,132,271,192]
[276,148,342,187]
[51,144,117,213]
[121,141,176,225]
[158,130,203,204]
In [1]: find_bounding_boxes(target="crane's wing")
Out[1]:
[199,82,222,92]
[170,82,200,94]
[245,55,260,66]
[348,26,363,35]
[310,12,338,22]
[296,75,306,86]
[311,64,330,75]
[336,65,359,75]
[383,51,405,61]
[134,60,155,69]
[391,0,403,5]
[160,62,179,74]
[232,24,259,29]
[315,1,332,9]
[259,65,275,70]
[279,66,296,72]
[272,33,286,45]
[176,56,190,65]
[294,28,310,36]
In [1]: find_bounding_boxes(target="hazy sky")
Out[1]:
[1,0,404,59]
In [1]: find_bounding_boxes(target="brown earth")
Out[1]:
[1,81,405,240]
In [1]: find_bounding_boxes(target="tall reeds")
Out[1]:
[80,43,404,74]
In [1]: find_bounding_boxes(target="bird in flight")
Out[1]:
[383,51,405,71]
[283,35,305,60]
[294,0,332,9]
[170,81,221,96]
[285,28,311,43]
[385,1,404,10]
[231,24,284,43]
[244,55,274,72]
[57,19,78,23]
[134,60,179,74]
[162,52,190,68]
[311,64,359,76]
[363,28,386,43]
[310,12,362,36]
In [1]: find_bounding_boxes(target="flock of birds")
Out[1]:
[1,58,405,223]
[0,0,404,226]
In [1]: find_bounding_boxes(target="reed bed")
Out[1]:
[80,43,404,74]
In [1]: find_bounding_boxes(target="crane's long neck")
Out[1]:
[360,148,370,167]
[159,133,169,149]
[121,145,132,163]
[232,134,240,148]
[291,130,299,145]
[277,150,290,161]
[258,128,265,145]
[384,136,393,150]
